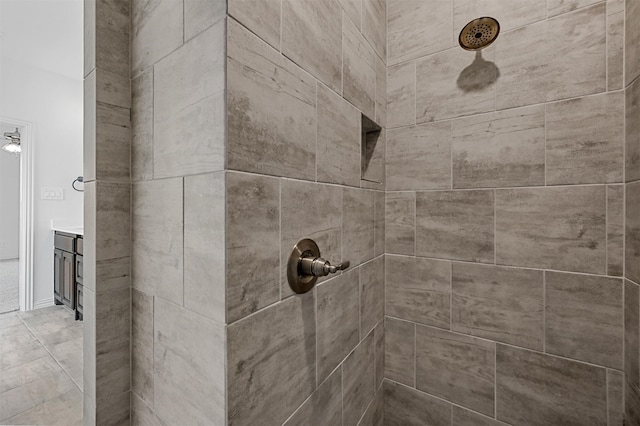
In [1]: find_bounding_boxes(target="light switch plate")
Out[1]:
[41,187,64,200]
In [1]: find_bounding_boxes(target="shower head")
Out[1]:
[3,128,20,142]
[458,17,500,51]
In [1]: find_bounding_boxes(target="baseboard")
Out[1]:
[33,298,54,310]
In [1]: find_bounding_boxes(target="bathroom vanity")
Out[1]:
[52,227,83,320]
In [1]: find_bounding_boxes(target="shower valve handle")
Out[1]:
[287,239,351,294]
[299,256,350,277]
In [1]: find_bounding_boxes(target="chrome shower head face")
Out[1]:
[459,17,500,51]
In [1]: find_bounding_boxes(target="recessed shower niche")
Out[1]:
[361,114,383,184]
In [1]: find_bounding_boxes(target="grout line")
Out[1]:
[606,186,609,273]
[16,311,83,393]
[413,322,417,388]
[384,87,626,132]
[389,315,622,371]
[494,342,497,418]
[543,271,546,353]
[384,252,622,280]
[606,368,610,426]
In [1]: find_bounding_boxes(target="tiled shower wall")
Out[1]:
[224,0,386,425]
[129,1,226,425]
[384,1,633,424]
[625,0,640,423]
[84,0,132,423]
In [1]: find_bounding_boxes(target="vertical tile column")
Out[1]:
[83,0,132,424]
[625,0,640,421]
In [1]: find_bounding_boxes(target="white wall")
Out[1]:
[0,137,20,259]
[0,60,84,304]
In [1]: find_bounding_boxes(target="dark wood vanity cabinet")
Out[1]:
[53,231,83,320]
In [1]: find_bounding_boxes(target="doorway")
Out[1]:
[0,119,33,313]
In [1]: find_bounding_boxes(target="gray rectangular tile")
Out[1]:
[132,392,167,426]
[417,47,496,123]
[373,192,385,258]
[626,77,640,183]
[281,179,342,297]
[546,92,624,185]
[228,0,281,49]
[386,255,450,328]
[132,178,183,302]
[360,256,384,336]
[384,317,415,387]
[1,388,83,426]
[452,263,543,350]
[317,82,361,187]
[94,288,130,400]
[387,0,452,65]
[184,172,225,322]
[343,333,376,426]
[343,13,376,118]
[607,0,624,90]
[384,380,451,426]
[95,181,131,263]
[495,186,606,274]
[282,0,342,92]
[625,280,639,389]
[131,0,183,75]
[607,185,624,276]
[95,101,131,182]
[95,0,130,78]
[416,190,494,263]
[153,21,225,178]
[0,370,76,422]
[625,380,640,426]
[362,0,386,61]
[374,321,384,389]
[627,182,640,284]
[339,0,362,29]
[385,192,415,255]
[545,271,623,369]
[452,105,545,188]
[387,61,415,129]
[547,0,600,17]
[452,406,507,426]
[343,188,375,267]
[357,386,383,426]
[228,294,316,426]
[626,0,640,86]
[227,19,317,181]
[131,68,153,182]
[317,269,360,382]
[132,289,153,405]
[375,54,387,127]
[453,0,545,35]
[282,369,342,426]
[416,325,495,416]
[154,298,225,426]
[387,122,452,191]
[226,172,280,323]
[184,0,226,41]
[496,345,607,426]
[608,369,624,426]
[495,4,606,109]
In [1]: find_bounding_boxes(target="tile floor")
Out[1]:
[0,259,19,314]
[0,305,83,425]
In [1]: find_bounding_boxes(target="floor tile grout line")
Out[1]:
[16,310,84,393]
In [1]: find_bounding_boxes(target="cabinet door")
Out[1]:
[54,249,63,304]
[62,251,75,309]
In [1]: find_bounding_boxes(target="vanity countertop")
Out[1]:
[51,220,83,236]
